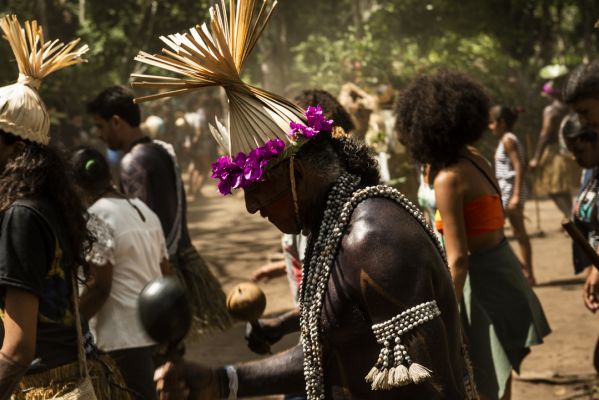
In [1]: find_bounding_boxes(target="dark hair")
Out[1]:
[0,130,92,276]
[70,147,112,197]
[564,61,599,104]
[560,113,598,142]
[296,131,380,186]
[0,131,20,145]
[490,105,520,130]
[87,85,141,127]
[294,89,355,133]
[395,71,491,168]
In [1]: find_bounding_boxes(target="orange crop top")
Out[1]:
[435,195,504,238]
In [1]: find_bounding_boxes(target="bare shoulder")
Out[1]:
[433,168,461,194]
[501,134,517,150]
[340,196,444,284]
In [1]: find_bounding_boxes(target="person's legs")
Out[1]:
[478,374,512,400]
[506,209,535,285]
[548,192,573,218]
[594,334,599,374]
[501,374,512,400]
[108,346,158,400]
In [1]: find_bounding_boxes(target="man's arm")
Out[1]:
[236,344,305,397]
[584,266,599,312]
[503,136,524,210]
[120,153,149,203]
[0,288,38,399]
[531,107,559,168]
[155,343,305,399]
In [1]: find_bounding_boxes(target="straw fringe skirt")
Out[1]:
[171,245,232,335]
[12,353,131,400]
[462,240,551,400]
[537,144,580,194]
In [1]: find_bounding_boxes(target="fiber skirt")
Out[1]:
[537,144,580,195]
[12,353,131,400]
[462,240,551,400]
[170,245,232,335]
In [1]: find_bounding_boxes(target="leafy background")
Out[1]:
[1,0,598,166]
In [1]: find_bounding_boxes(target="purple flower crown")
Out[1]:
[211,105,333,195]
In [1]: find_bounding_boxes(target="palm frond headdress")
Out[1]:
[0,15,89,145]
[131,0,333,195]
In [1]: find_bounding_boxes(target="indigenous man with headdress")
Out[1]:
[0,15,129,399]
[86,86,231,334]
[132,1,476,399]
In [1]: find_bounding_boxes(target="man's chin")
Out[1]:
[271,220,300,235]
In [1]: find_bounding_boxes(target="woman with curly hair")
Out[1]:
[396,71,551,400]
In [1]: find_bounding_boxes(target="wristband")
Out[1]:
[225,365,238,400]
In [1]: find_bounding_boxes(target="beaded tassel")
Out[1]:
[365,301,441,390]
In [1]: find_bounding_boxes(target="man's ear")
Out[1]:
[110,114,123,128]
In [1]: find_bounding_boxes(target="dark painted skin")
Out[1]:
[155,158,467,399]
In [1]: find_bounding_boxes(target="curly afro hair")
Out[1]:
[395,71,490,169]
[294,89,355,134]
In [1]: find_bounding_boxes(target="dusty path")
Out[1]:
[186,183,598,399]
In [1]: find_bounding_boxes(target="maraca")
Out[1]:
[227,282,270,353]
[138,276,192,360]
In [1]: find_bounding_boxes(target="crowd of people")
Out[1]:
[0,5,598,400]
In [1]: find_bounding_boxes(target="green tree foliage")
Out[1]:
[0,0,597,142]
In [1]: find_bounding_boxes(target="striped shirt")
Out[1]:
[495,132,528,207]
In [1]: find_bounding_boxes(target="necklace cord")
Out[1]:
[290,156,301,229]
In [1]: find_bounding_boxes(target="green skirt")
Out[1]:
[462,240,551,400]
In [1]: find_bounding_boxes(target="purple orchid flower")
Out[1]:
[212,105,334,195]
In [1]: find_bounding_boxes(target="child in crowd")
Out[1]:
[489,105,534,285]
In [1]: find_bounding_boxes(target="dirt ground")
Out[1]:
[185,182,598,399]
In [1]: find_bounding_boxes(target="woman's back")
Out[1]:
[87,197,165,351]
[435,147,505,254]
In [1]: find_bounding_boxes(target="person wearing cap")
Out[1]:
[529,78,578,218]
[0,15,130,400]
[86,85,231,335]
[132,1,476,399]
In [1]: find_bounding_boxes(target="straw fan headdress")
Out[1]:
[0,15,89,145]
[131,0,334,195]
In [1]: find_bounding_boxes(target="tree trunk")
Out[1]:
[79,0,86,25]
[352,0,364,38]
[259,15,289,95]
[37,0,48,36]
[539,0,554,65]
[124,0,158,82]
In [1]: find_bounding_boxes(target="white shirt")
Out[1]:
[85,197,167,351]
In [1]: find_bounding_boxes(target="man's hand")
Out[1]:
[583,267,599,313]
[529,158,538,171]
[245,317,285,354]
[154,361,221,400]
[251,261,286,283]
[507,195,521,212]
